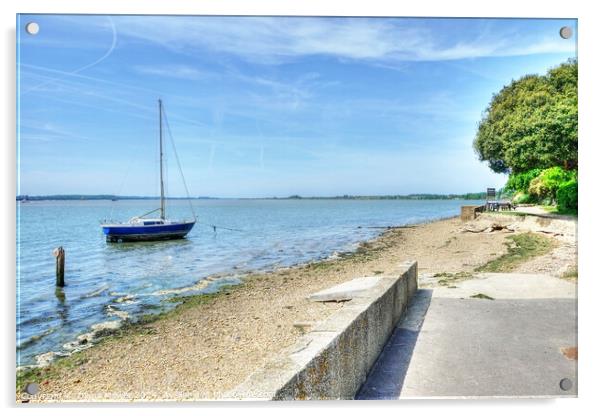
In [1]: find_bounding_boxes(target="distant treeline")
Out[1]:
[282,193,487,200]
[17,192,488,201]
[16,195,214,201]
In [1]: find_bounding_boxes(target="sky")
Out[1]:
[17,15,577,198]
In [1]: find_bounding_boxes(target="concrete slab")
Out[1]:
[400,298,576,398]
[357,273,577,399]
[435,273,577,300]
[308,276,384,302]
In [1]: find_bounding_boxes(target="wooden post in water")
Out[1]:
[53,247,65,287]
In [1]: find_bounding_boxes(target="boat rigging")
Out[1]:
[100,99,196,242]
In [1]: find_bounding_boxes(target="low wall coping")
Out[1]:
[223,260,418,400]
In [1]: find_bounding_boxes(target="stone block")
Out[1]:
[461,205,481,221]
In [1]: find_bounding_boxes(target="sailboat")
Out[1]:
[101,100,196,242]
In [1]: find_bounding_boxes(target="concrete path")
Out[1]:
[513,205,576,221]
[356,273,577,399]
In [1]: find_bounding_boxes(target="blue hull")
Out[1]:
[102,221,195,242]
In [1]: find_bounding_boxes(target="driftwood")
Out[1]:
[462,227,488,233]
[460,223,515,233]
[537,230,564,237]
[362,225,417,229]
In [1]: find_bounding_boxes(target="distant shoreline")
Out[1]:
[16,192,491,202]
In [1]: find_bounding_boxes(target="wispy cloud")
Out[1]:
[20,66,214,131]
[133,64,211,80]
[111,16,574,64]
[21,16,117,96]
[20,120,96,142]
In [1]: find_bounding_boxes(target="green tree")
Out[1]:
[505,168,542,193]
[473,60,577,174]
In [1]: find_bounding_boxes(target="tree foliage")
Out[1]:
[473,60,577,174]
[527,166,576,202]
[511,192,537,204]
[505,168,542,193]
[557,179,578,212]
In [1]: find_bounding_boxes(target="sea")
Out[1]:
[16,198,478,366]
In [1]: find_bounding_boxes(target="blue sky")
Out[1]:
[17,15,577,198]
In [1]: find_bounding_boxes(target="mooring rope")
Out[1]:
[198,222,245,233]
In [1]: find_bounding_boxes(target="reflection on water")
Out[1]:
[105,237,193,253]
[54,287,69,326]
[16,198,475,365]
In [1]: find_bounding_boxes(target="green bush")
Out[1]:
[512,192,536,204]
[557,179,578,212]
[506,168,542,193]
[528,175,546,199]
[528,166,576,202]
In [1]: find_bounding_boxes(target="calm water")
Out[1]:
[16,198,475,365]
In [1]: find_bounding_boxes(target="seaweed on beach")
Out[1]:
[434,271,475,286]
[475,233,555,272]
[470,293,495,300]
[17,352,89,396]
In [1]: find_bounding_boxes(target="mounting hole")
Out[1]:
[25,22,40,35]
[559,377,573,391]
[24,382,39,395]
[559,26,572,39]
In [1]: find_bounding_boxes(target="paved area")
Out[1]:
[356,273,577,399]
[513,205,576,221]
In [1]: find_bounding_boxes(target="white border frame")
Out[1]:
[3,1,600,415]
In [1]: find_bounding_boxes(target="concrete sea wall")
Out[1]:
[224,261,418,400]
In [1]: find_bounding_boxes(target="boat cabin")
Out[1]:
[129,218,166,226]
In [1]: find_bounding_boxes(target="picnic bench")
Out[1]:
[485,201,515,211]
[484,187,515,211]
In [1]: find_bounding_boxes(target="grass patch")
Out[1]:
[470,293,495,300]
[475,233,555,273]
[561,267,578,280]
[17,351,88,394]
[542,205,578,217]
[434,271,475,286]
